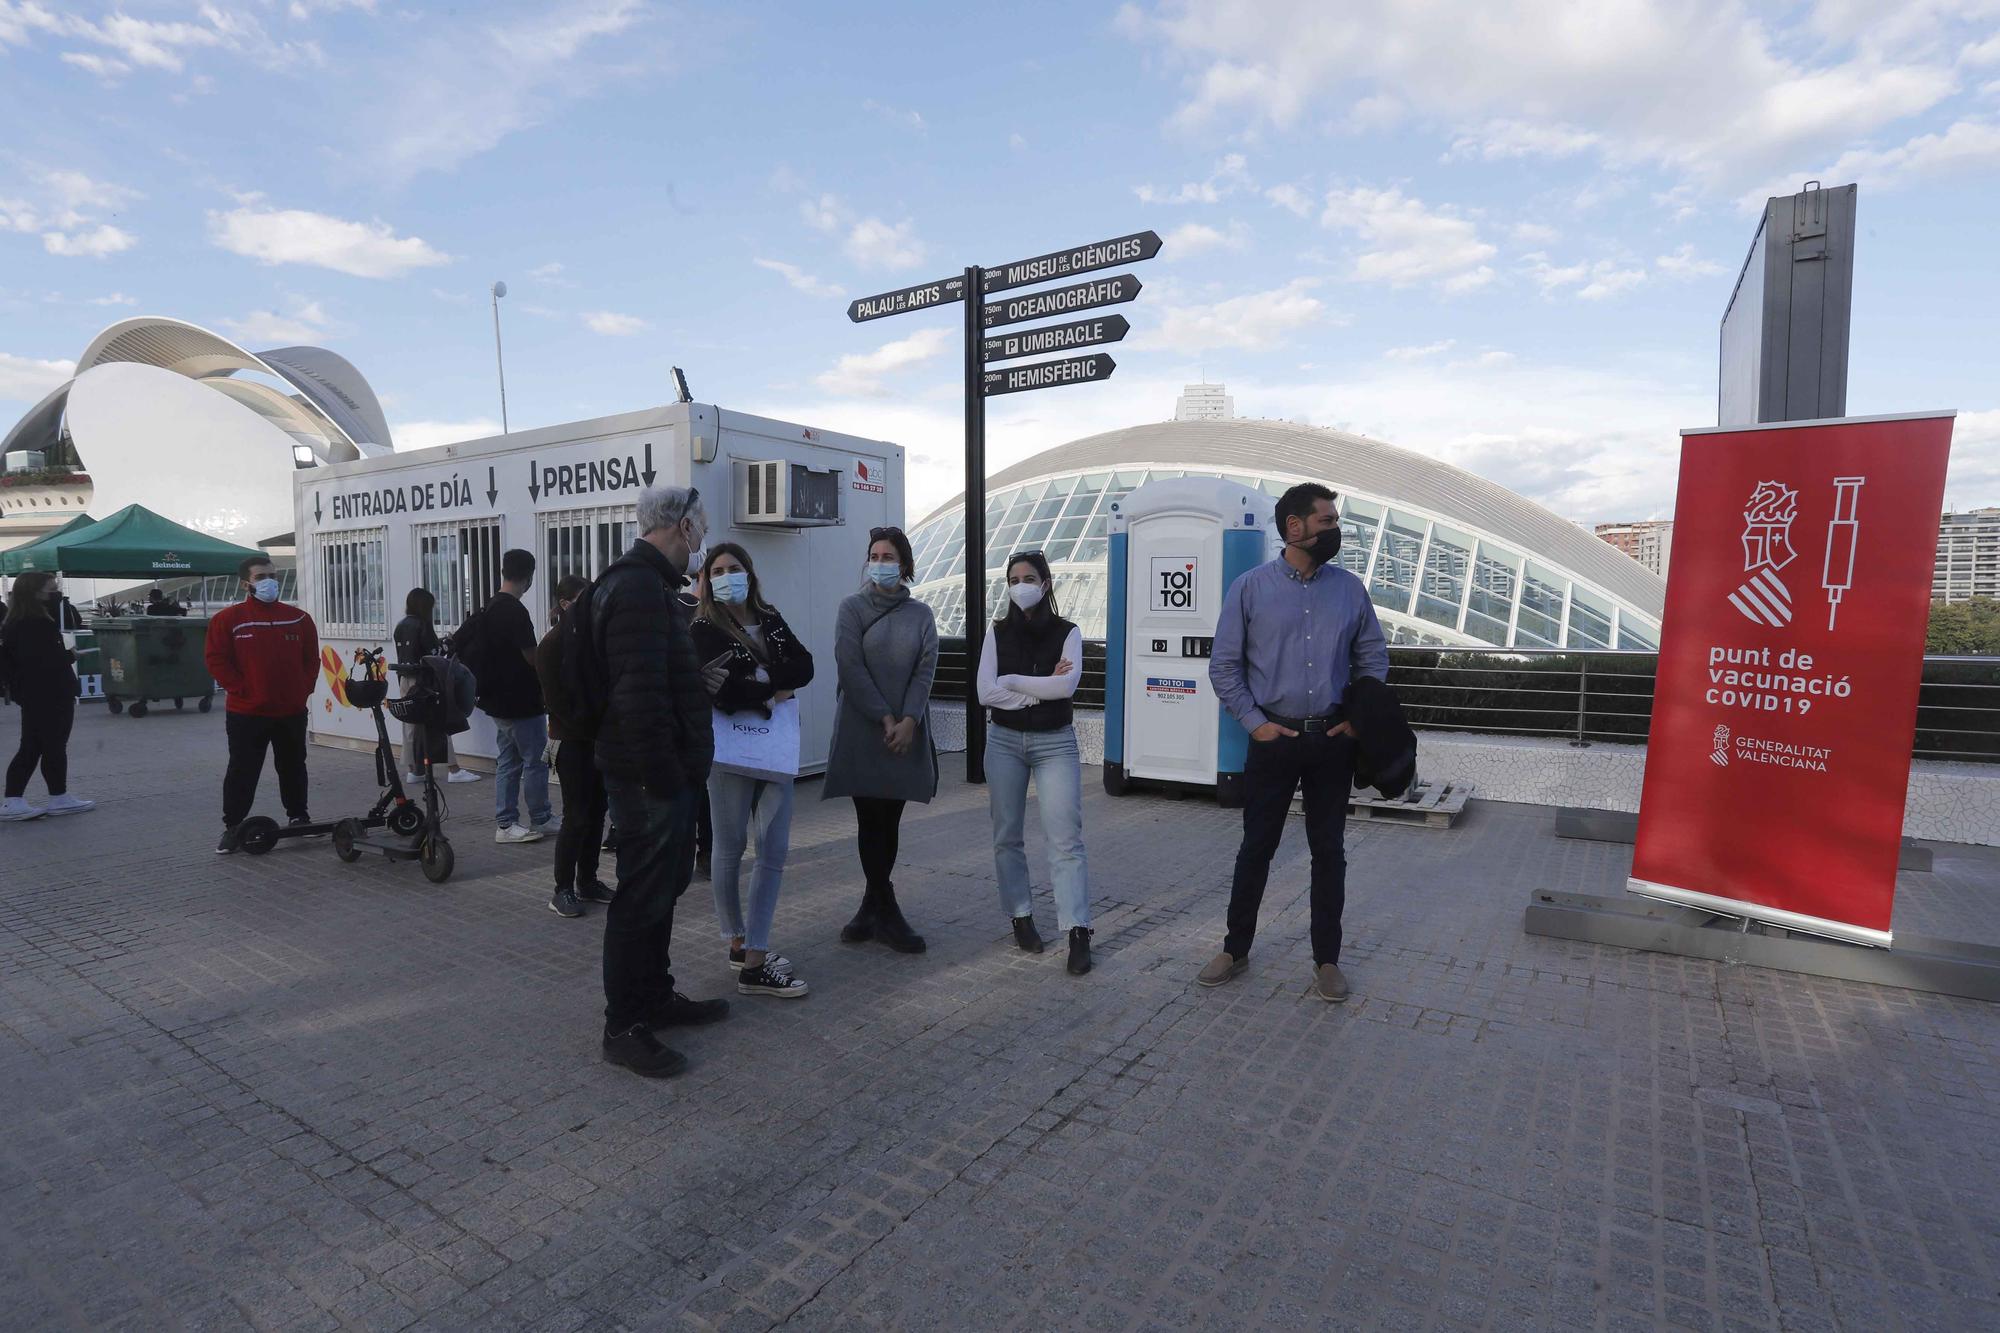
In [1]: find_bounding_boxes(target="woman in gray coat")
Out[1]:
[822,527,937,953]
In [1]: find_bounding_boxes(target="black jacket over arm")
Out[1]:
[590,541,714,796]
[688,609,815,717]
[1346,674,1418,798]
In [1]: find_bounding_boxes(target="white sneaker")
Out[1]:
[0,796,44,822]
[403,772,424,785]
[43,793,95,816]
[447,769,482,784]
[495,823,544,844]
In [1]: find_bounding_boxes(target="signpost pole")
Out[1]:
[962,264,988,785]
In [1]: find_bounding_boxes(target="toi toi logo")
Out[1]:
[1152,557,1198,611]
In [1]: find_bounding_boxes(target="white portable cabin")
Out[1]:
[292,402,904,774]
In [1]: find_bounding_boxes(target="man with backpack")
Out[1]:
[536,574,612,919]
[573,485,731,1078]
[460,549,553,845]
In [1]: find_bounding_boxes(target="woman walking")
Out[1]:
[823,527,937,953]
[978,552,1094,974]
[2,572,93,821]
[690,544,814,997]
[394,588,480,786]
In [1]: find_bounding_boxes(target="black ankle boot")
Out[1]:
[1011,914,1045,954]
[1067,926,1093,976]
[874,883,926,954]
[840,884,879,943]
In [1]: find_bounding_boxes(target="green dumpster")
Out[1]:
[93,616,215,718]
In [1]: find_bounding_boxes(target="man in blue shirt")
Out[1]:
[1202,482,1389,1002]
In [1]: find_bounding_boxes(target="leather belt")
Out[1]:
[1262,710,1345,734]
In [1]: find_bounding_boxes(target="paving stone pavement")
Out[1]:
[2,703,1998,1332]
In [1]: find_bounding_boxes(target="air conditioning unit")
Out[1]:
[734,459,842,528]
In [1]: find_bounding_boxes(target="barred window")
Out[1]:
[538,504,637,623]
[413,518,504,631]
[315,528,388,638]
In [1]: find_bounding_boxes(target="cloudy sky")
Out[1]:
[3,0,1998,524]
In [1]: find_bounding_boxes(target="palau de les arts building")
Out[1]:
[1,323,1664,651]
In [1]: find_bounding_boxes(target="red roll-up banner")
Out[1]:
[1630,412,1955,947]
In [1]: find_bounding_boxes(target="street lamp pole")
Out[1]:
[490,280,510,434]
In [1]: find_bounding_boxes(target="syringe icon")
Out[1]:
[1822,476,1865,630]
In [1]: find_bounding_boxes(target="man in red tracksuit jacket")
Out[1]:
[205,554,319,853]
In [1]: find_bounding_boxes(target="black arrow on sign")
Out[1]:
[527,459,540,502]
[981,230,1163,294]
[314,491,323,523]
[981,352,1117,397]
[982,273,1141,329]
[847,274,968,323]
[981,313,1130,363]
[485,466,498,507]
[642,440,656,486]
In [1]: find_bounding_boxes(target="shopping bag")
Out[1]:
[712,697,800,782]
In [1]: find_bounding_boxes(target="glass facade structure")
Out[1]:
[910,452,1662,652]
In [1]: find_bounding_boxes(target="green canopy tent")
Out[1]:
[0,511,99,575]
[0,503,261,578]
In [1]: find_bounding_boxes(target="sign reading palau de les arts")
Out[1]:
[1629,412,1956,947]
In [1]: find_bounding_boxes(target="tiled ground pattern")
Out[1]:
[1,706,1997,1331]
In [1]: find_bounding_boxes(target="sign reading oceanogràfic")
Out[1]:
[846,275,969,323]
[981,230,1163,293]
[982,274,1140,329]
[981,353,1115,397]
[1629,412,1955,947]
[981,314,1129,363]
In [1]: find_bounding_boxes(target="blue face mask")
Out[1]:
[865,561,902,588]
[712,570,750,604]
[252,577,281,603]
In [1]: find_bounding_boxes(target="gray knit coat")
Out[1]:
[820,584,939,803]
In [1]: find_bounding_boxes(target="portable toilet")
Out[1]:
[1103,477,1268,807]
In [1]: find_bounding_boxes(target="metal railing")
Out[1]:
[932,640,2000,764]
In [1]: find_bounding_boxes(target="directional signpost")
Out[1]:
[846,229,1160,781]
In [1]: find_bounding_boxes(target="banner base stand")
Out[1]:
[1551,808,1933,873]
[1524,890,2000,1002]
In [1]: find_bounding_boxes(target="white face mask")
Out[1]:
[712,570,750,604]
[1008,581,1045,611]
[252,577,280,603]
[865,561,903,588]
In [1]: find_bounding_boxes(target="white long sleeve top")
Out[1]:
[977,624,1084,712]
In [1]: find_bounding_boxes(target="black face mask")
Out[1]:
[1290,526,1342,565]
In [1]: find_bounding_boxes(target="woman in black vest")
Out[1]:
[2,572,93,820]
[977,551,1093,974]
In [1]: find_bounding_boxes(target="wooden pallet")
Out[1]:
[1291,779,1475,829]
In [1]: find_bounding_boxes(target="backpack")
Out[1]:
[431,654,477,735]
[559,575,611,741]
[451,606,488,683]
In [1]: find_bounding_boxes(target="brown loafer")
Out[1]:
[1197,951,1246,987]
[1313,963,1351,1003]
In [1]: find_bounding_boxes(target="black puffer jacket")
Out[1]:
[688,608,815,717]
[590,540,714,796]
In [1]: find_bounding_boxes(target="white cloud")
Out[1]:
[1264,182,1312,216]
[801,193,844,232]
[1447,119,1600,161]
[60,50,129,81]
[1120,1,1963,192]
[1523,253,1647,300]
[1384,339,1455,360]
[845,217,926,271]
[815,327,951,396]
[862,98,925,131]
[1761,119,2000,202]
[1140,278,1328,353]
[583,310,648,336]
[1576,267,1647,301]
[1511,221,1561,245]
[393,418,503,451]
[1163,220,1249,256]
[288,0,381,18]
[220,299,332,344]
[1947,408,2000,508]
[208,206,452,278]
[360,0,653,181]
[43,224,136,258]
[15,5,324,78]
[1656,243,1725,277]
[86,292,138,306]
[0,351,77,403]
[1136,152,1250,205]
[1321,186,1495,291]
[1009,132,1028,151]
[754,257,844,300]
[526,260,576,288]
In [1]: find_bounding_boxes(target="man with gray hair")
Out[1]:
[590,485,732,1077]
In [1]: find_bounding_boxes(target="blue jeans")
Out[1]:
[986,723,1092,931]
[708,771,795,952]
[492,714,551,828]
[601,774,698,1030]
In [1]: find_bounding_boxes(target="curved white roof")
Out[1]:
[919,417,1663,616]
